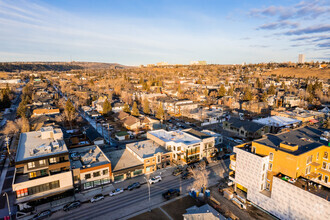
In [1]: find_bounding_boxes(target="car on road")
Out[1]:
[63,201,81,211]
[109,188,124,196]
[33,209,52,220]
[149,176,162,184]
[233,139,244,144]
[90,194,105,203]
[162,189,180,200]
[181,172,193,180]
[127,182,141,191]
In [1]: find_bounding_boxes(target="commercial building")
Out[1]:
[147,129,216,163]
[13,127,73,207]
[69,145,111,191]
[127,140,172,173]
[229,126,330,220]
[298,54,305,63]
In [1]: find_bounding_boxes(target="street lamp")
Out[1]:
[144,176,151,212]
[3,192,11,220]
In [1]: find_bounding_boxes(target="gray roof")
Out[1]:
[69,145,110,169]
[184,129,212,139]
[126,140,169,159]
[254,126,328,155]
[226,118,267,133]
[106,149,143,172]
[184,204,226,220]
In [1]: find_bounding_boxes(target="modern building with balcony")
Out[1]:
[13,127,73,208]
[147,129,216,164]
[229,126,330,220]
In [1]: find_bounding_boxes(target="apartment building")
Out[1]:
[13,127,73,207]
[147,129,216,164]
[229,126,330,220]
[126,140,172,174]
[69,145,111,191]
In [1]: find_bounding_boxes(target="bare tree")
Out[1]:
[2,120,19,136]
[188,163,210,191]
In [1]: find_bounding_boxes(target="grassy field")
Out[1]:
[264,67,330,79]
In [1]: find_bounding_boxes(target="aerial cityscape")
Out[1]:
[0,0,329,220]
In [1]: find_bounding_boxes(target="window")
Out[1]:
[157,155,161,163]
[177,147,181,151]
[103,169,108,175]
[263,164,265,171]
[168,146,171,151]
[27,162,35,169]
[49,157,57,164]
[152,159,155,162]
[40,169,47,176]
[269,153,274,161]
[39,159,46,166]
[305,166,311,175]
[262,174,265,181]
[84,182,93,189]
[322,162,327,169]
[266,183,270,191]
[85,174,91,179]
[74,176,79,182]
[306,155,313,164]
[29,172,37,178]
[317,152,319,160]
[318,173,322,181]
[93,171,100,177]
[324,152,328,160]
[268,163,273,171]
[325,176,329,184]
[261,184,263,190]
[173,146,176,151]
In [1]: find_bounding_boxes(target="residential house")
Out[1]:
[85,127,105,145]
[183,204,226,220]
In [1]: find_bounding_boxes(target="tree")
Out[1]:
[65,99,76,129]
[156,103,165,120]
[16,117,30,132]
[123,103,130,113]
[17,101,27,118]
[131,102,140,116]
[227,86,234,96]
[143,98,150,114]
[102,99,112,115]
[261,92,268,103]
[242,87,253,101]
[268,84,276,95]
[188,163,210,193]
[2,120,19,136]
[218,84,226,97]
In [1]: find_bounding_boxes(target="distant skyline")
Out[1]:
[0,0,329,65]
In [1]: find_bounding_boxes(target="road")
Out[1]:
[49,161,229,220]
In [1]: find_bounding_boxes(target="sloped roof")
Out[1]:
[226,118,266,133]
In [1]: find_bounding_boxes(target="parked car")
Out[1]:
[127,182,141,191]
[63,201,81,211]
[181,172,193,180]
[234,139,244,144]
[33,210,52,220]
[221,154,231,160]
[109,188,124,196]
[162,189,180,200]
[149,176,162,184]
[90,194,105,203]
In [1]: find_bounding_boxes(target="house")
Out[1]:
[229,127,330,220]
[112,102,125,113]
[127,140,172,173]
[253,116,302,133]
[183,204,226,220]
[123,116,141,130]
[222,118,269,140]
[32,108,60,117]
[201,130,223,146]
[140,117,160,130]
[106,149,144,182]
[114,111,129,121]
[283,95,303,107]
[92,96,107,113]
[85,127,105,145]
[13,127,73,208]
[115,131,130,141]
[69,145,111,191]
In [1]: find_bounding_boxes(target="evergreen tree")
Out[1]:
[242,87,253,101]
[227,86,234,96]
[123,103,130,113]
[268,84,276,95]
[102,99,112,115]
[156,103,165,120]
[143,98,150,114]
[218,84,226,97]
[131,102,140,116]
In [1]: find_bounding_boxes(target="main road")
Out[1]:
[50,160,229,220]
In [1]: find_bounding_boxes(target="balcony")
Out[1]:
[229,171,235,181]
[229,162,236,171]
[230,154,236,161]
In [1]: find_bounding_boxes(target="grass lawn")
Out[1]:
[161,196,204,220]
[129,208,169,220]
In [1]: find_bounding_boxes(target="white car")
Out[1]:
[109,188,124,197]
[90,194,104,203]
[149,176,162,184]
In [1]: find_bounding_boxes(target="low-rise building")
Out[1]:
[127,140,172,173]
[69,145,111,191]
[13,127,73,208]
[229,126,330,220]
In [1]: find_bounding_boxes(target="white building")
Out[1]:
[298,54,305,63]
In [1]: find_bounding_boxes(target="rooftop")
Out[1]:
[148,129,201,145]
[253,115,301,127]
[184,129,212,139]
[126,140,169,159]
[105,149,143,172]
[254,126,328,155]
[16,127,68,162]
[69,145,110,169]
[226,118,267,132]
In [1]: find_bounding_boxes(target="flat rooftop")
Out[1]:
[127,140,169,159]
[69,145,110,169]
[16,130,68,162]
[105,149,143,172]
[148,129,201,145]
[254,126,328,155]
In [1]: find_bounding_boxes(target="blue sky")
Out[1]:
[0,0,329,65]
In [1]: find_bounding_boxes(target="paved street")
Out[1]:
[49,160,229,220]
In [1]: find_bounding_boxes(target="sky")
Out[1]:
[0,0,329,65]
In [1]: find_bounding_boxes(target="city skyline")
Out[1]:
[0,0,329,65]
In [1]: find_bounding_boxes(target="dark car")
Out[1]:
[221,154,231,160]
[162,189,180,200]
[33,209,52,220]
[63,201,81,211]
[181,172,193,180]
[127,182,141,191]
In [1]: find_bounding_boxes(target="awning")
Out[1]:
[309,119,318,123]
[305,172,320,179]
